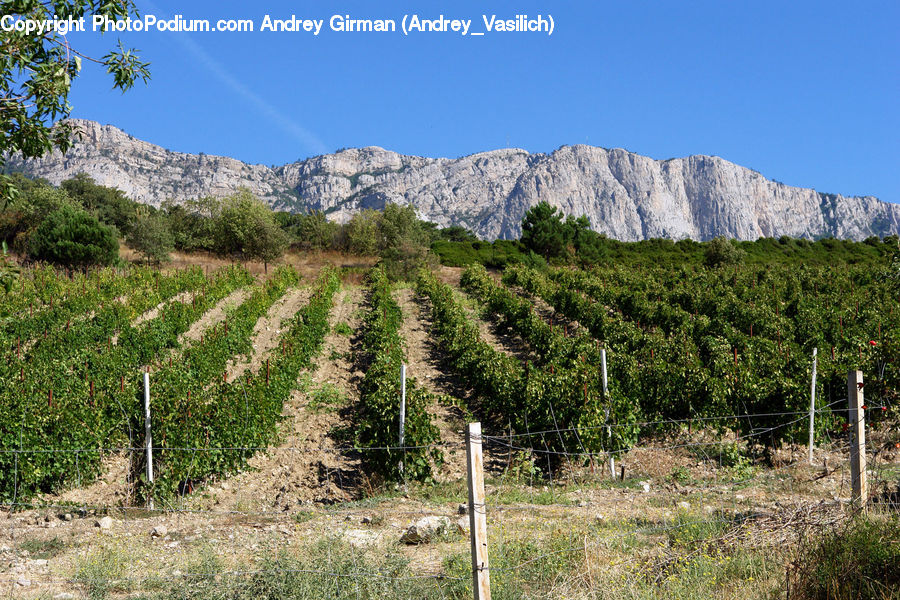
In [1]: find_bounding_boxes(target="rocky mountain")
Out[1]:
[7,119,898,241]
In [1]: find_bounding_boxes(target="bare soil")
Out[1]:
[435,266,463,287]
[177,287,250,346]
[225,286,311,382]
[184,285,367,512]
[41,451,136,511]
[393,287,470,482]
[130,290,196,329]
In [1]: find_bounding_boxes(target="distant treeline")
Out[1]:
[434,201,897,269]
[433,230,898,269]
[0,174,896,275]
[0,173,464,277]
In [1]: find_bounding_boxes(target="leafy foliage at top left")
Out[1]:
[0,0,150,202]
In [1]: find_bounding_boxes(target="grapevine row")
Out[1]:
[417,268,635,458]
[503,264,892,439]
[2,266,202,365]
[146,266,341,500]
[355,266,440,481]
[0,265,253,502]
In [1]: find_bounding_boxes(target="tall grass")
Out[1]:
[790,514,900,600]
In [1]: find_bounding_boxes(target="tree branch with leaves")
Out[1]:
[0,0,150,203]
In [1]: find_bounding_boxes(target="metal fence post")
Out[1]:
[601,349,614,478]
[399,363,407,476]
[808,348,817,464]
[144,372,154,509]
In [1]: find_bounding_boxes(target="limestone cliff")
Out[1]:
[7,119,897,241]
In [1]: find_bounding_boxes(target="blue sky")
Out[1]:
[66,1,899,202]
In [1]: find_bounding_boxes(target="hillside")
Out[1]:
[7,119,899,241]
[2,259,897,599]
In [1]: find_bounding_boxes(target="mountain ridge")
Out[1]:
[7,119,898,241]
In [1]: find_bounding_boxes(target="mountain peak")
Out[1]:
[7,119,897,241]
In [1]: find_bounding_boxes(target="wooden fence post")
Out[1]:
[466,422,491,600]
[848,370,867,506]
[144,372,154,510]
[808,348,817,464]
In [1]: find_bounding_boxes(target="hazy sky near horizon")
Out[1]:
[64,1,898,202]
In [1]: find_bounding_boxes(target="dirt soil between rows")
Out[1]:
[178,287,250,346]
[186,284,367,512]
[394,287,471,482]
[225,286,311,382]
[130,290,197,329]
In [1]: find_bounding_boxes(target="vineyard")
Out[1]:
[1,256,898,599]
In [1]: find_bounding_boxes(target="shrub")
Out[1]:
[378,203,437,281]
[217,190,289,269]
[127,213,174,264]
[28,204,118,267]
[704,236,744,268]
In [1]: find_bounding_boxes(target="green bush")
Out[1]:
[431,239,528,268]
[127,212,175,264]
[377,203,437,281]
[704,236,744,268]
[29,204,119,267]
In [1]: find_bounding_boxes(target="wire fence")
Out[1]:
[2,406,897,599]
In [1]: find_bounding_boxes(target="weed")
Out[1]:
[74,543,129,600]
[308,382,346,412]
[184,546,223,584]
[666,513,730,548]
[668,466,691,484]
[503,450,542,484]
[18,536,66,559]
[155,541,467,599]
[790,514,900,599]
[293,510,315,524]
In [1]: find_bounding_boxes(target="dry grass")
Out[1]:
[119,245,378,280]
[5,440,897,599]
